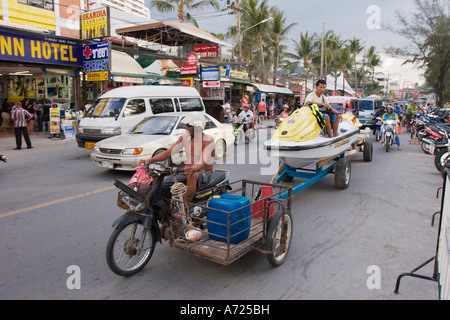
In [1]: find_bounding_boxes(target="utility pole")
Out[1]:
[223,0,246,69]
[320,22,325,79]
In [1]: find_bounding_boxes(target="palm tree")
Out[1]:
[347,37,364,88]
[366,45,382,83]
[150,0,220,27]
[338,47,354,95]
[285,32,318,74]
[269,7,297,85]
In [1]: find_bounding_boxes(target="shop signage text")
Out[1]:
[203,81,220,88]
[180,65,197,75]
[194,43,219,59]
[81,7,110,40]
[220,67,249,81]
[201,66,220,81]
[188,52,197,66]
[83,42,110,81]
[0,29,83,67]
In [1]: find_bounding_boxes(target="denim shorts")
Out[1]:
[323,113,338,123]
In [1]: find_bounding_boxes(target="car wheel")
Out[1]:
[152,149,172,167]
[214,139,226,159]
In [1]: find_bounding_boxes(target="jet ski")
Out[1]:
[264,107,361,168]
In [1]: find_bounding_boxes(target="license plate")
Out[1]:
[85,142,95,150]
[101,161,114,169]
[430,143,435,155]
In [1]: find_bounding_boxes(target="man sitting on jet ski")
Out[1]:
[305,79,342,138]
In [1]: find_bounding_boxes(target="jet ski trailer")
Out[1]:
[265,129,361,199]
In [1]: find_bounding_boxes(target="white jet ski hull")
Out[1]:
[264,127,360,168]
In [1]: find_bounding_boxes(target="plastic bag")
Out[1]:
[129,166,152,185]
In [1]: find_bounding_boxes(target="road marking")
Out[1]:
[0,186,115,219]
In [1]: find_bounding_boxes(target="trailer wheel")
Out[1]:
[363,140,373,162]
[335,158,351,189]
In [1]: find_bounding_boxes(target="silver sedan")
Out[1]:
[90,113,235,171]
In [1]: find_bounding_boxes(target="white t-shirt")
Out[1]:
[305,92,329,105]
[223,102,231,113]
[239,110,254,124]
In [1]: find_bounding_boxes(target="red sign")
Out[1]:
[188,52,197,66]
[194,44,219,59]
[203,81,220,88]
[181,78,193,87]
[180,65,197,75]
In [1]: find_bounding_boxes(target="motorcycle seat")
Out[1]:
[435,142,448,147]
[199,170,227,191]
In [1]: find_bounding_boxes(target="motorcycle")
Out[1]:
[382,120,397,152]
[373,117,382,142]
[0,155,6,162]
[233,116,256,145]
[106,163,230,277]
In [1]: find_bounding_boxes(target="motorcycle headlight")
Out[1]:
[101,127,121,135]
[123,148,143,155]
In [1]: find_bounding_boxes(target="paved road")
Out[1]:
[0,128,442,300]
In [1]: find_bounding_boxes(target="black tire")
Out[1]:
[153,149,172,167]
[106,222,156,277]
[335,158,351,189]
[266,209,293,267]
[386,136,391,152]
[434,149,450,172]
[363,140,373,162]
[375,129,381,142]
[421,140,433,154]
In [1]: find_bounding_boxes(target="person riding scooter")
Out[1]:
[381,105,402,151]
[372,104,386,135]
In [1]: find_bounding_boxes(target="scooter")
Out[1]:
[382,120,397,153]
[233,116,256,145]
[373,117,382,142]
[106,163,230,277]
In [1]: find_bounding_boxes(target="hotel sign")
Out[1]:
[0,29,83,67]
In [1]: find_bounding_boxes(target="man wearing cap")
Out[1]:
[140,112,215,202]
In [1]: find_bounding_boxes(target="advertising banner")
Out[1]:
[193,43,219,59]
[83,42,110,81]
[201,66,220,81]
[80,7,110,40]
[50,108,60,134]
[0,29,83,67]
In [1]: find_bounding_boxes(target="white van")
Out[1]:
[76,86,206,149]
[358,98,383,128]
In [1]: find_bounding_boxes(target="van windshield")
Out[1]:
[131,116,179,135]
[85,98,126,118]
[330,103,343,113]
[359,100,374,111]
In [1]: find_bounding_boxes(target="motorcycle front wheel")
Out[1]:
[386,136,391,152]
[106,222,156,277]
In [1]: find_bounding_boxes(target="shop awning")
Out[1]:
[116,21,231,47]
[251,83,294,95]
[110,50,148,83]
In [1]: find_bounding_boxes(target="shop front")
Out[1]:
[0,27,83,110]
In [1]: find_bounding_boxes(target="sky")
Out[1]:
[144,0,425,86]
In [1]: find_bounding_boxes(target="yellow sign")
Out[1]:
[50,108,60,134]
[86,71,109,82]
[80,7,110,40]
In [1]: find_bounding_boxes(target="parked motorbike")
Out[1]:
[382,120,397,152]
[233,117,256,145]
[106,163,230,277]
[420,124,450,154]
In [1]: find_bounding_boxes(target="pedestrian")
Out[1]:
[258,98,266,124]
[10,101,33,150]
[1,98,11,131]
[26,99,38,135]
[42,100,50,133]
[223,99,231,124]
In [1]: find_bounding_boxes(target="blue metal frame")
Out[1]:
[275,153,346,199]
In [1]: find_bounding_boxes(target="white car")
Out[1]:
[90,113,235,171]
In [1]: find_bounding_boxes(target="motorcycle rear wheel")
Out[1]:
[106,222,156,277]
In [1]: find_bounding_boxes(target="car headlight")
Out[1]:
[123,148,143,155]
[93,144,100,152]
[78,127,83,133]
[101,127,121,135]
